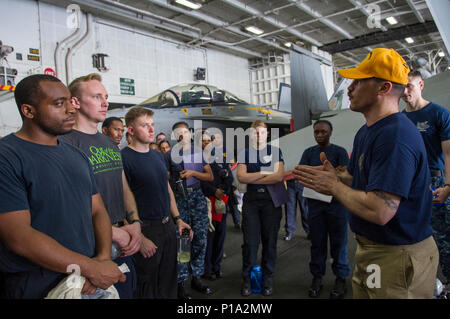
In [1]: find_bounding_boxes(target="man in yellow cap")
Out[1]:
[293,48,439,298]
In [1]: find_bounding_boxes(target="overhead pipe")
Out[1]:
[41,0,262,57]
[54,6,85,80]
[208,0,385,49]
[42,0,201,44]
[220,0,322,47]
[65,12,93,85]
[406,0,425,23]
[97,0,202,35]
[288,0,353,40]
[147,0,289,53]
[347,0,415,56]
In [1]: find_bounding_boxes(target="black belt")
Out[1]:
[142,216,170,225]
[430,170,442,177]
[248,188,266,193]
[186,185,201,193]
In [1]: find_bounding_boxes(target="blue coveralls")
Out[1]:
[201,148,234,275]
[285,179,309,235]
[300,144,351,279]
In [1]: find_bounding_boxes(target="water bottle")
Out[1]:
[111,241,122,260]
[434,278,444,298]
[250,265,262,294]
[177,229,191,263]
[432,187,444,207]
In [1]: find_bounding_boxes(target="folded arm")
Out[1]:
[254,161,285,184]
[236,163,264,184]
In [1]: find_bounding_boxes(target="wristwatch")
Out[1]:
[128,219,143,225]
[173,215,182,223]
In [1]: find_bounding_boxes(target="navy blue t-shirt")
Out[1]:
[300,144,349,207]
[348,113,433,245]
[122,147,170,220]
[238,144,284,192]
[402,102,450,171]
[0,134,97,273]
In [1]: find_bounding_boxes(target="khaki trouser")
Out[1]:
[352,235,439,299]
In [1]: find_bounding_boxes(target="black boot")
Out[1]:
[308,276,323,298]
[330,277,347,299]
[177,281,192,299]
[262,278,273,296]
[241,279,252,297]
[191,276,213,295]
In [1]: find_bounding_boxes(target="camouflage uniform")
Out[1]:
[174,189,209,282]
[165,145,210,283]
[431,175,450,283]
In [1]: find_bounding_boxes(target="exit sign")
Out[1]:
[120,77,135,95]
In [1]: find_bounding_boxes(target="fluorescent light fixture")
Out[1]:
[175,0,202,10]
[405,37,414,44]
[245,26,264,35]
[438,51,445,57]
[386,16,398,25]
[284,42,292,47]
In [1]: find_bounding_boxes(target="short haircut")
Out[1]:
[14,74,62,119]
[102,116,123,129]
[313,119,333,132]
[408,69,423,80]
[124,107,154,127]
[172,121,189,131]
[156,132,167,138]
[68,73,102,98]
[158,140,170,148]
[250,120,267,129]
[373,77,406,101]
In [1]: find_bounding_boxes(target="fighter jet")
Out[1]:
[107,83,292,143]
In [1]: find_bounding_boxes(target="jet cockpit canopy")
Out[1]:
[138,83,248,108]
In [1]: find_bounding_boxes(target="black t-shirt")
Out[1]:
[201,147,234,197]
[59,130,125,224]
[122,147,170,220]
[0,134,97,273]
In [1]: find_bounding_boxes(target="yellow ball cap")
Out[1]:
[337,48,410,85]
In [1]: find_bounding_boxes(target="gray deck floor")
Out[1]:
[188,207,357,299]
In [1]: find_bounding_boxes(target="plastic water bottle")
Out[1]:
[434,278,444,298]
[432,187,444,207]
[250,265,262,294]
[111,241,122,260]
[177,229,191,263]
